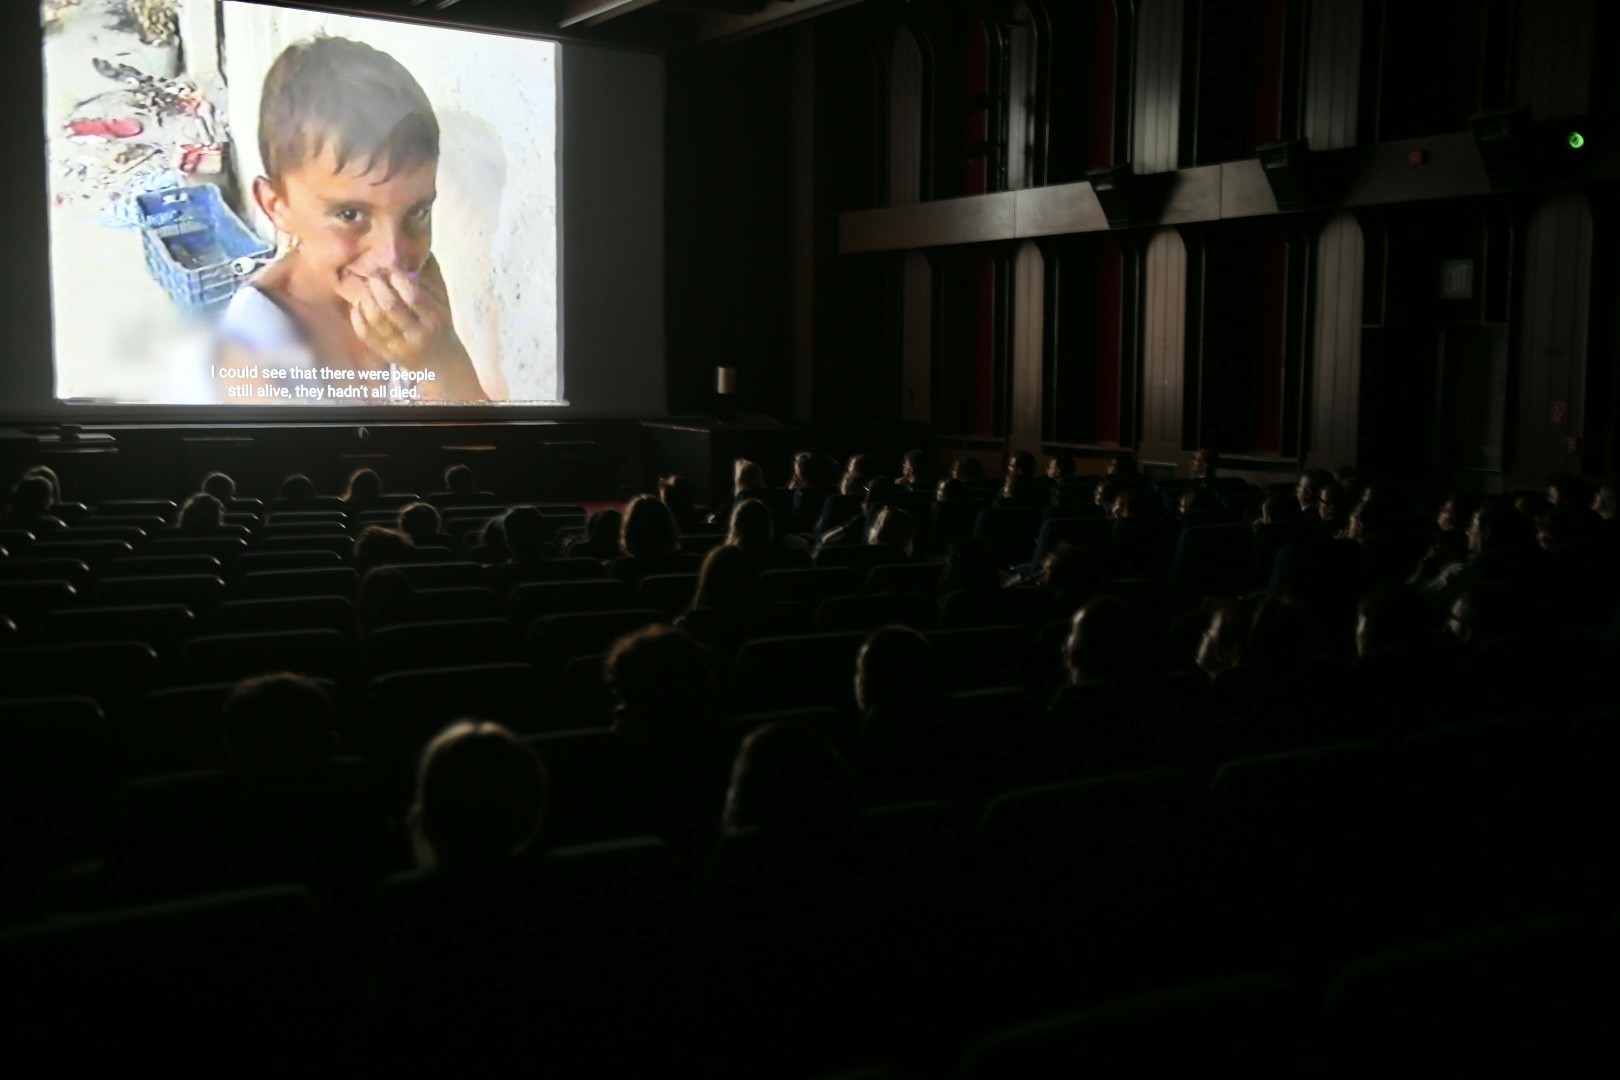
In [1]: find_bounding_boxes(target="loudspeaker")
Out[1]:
[1087,164,1138,228]
[1470,107,1532,190]
[1256,139,1312,211]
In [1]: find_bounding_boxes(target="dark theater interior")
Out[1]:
[2,0,1618,1072]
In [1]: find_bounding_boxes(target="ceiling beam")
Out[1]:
[558,0,665,29]
[691,0,867,44]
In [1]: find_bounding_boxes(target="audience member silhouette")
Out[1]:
[22,464,62,506]
[277,473,317,502]
[398,501,452,550]
[501,506,548,578]
[867,504,916,558]
[615,495,689,585]
[222,673,339,779]
[658,474,701,534]
[354,525,416,575]
[677,544,770,656]
[342,468,383,508]
[707,459,768,526]
[895,448,929,492]
[723,722,856,835]
[408,720,547,871]
[177,492,226,532]
[201,471,236,505]
[7,475,65,531]
[565,507,623,561]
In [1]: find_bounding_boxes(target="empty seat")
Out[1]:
[369,662,542,744]
[814,592,938,633]
[528,610,666,679]
[98,574,226,615]
[368,617,519,672]
[38,604,195,655]
[232,550,344,577]
[258,521,349,538]
[679,532,727,556]
[925,625,1032,692]
[732,632,866,714]
[93,499,177,520]
[760,567,861,608]
[0,641,160,714]
[252,535,353,558]
[813,545,909,574]
[212,595,355,636]
[0,695,119,882]
[103,554,222,579]
[507,579,633,628]
[427,490,500,507]
[394,561,490,590]
[183,628,352,681]
[864,561,942,595]
[405,586,500,622]
[60,525,149,545]
[958,974,1297,1077]
[0,886,336,1069]
[132,683,239,776]
[0,557,92,589]
[237,567,360,600]
[23,538,134,569]
[146,536,248,562]
[636,573,699,617]
[0,580,79,630]
[267,496,347,514]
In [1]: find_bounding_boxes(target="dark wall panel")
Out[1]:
[1513,192,1593,484]
[1515,0,1597,119]
[1301,0,1363,151]
[1140,228,1189,461]
[1132,0,1186,174]
[1308,212,1365,467]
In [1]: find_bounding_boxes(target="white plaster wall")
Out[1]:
[219,2,559,402]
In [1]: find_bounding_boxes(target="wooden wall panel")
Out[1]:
[1301,0,1363,151]
[1513,192,1593,484]
[1011,242,1045,451]
[888,25,924,206]
[1307,212,1365,467]
[791,26,816,422]
[1131,0,1185,174]
[901,251,932,424]
[1139,228,1188,461]
[1515,0,1596,119]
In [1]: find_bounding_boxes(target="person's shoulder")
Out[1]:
[217,284,303,353]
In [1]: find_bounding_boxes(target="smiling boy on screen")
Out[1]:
[213,36,488,404]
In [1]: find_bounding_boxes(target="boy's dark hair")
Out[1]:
[689,543,764,614]
[200,471,235,503]
[223,673,337,776]
[443,464,474,496]
[397,501,441,543]
[726,498,773,551]
[259,36,438,184]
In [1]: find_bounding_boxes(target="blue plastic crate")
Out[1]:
[136,184,273,318]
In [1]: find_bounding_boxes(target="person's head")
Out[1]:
[1436,493,1478,534]
[621,494,679,559]
[10,475,55,522]
[1347,498,1391,541]
[222,673,338,777]
[278,473,316,501]
[1592,479,1617,520]
[22,465,61,505]
[657,474,696,525]
[502,505,547,563]
[1040,541,1104,606]
[950,456,984,482]
[1259,494,1300,526]
[200,471,236,504]
[1107,451,1137,477]
[354,524,415,573]
[942,537,999,592]
[343,467,382,503]
[845,453,877,483]
[604,625,712,739]
[1180,488,1215,517]
[690,543,764,613]
[1192,447,1218,478]
[1196,601,1249,677]
[1063,596,1144,683]
[1317,482,1342,523]
[252,37,439,291]
[397,500,442,544]
[1546,473,1587,511]
[443,463,474,496]
[733,458,765,494]
[478,513,509,560]
[867,505,915,556]
[1468,500,1534,555]
[723,722,855,835]
[1244,596,1310,669]
[581,507,623,555]
[1448,584,1519,646]
[1295,471,1317,509]
[357,564,415,636]
[1046,453,1076,481]
[726,497,773,552]
[1111,487,1135,520]
[1356,584,1433,658]
[862,475,895,514]
[900,448,927,484]
[936,477,966,503]
[1006,450,1037,480]
[855,625,934,716]
[409,720,546,871]
[178,492,224,531]
[791,450,816,487]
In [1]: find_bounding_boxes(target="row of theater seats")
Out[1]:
[2,722,1615,1070]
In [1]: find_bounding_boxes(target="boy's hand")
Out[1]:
[337,257,487,401]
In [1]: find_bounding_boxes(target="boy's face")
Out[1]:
[256,145,436,298]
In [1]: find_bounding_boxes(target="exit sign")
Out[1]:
[1439,259,1475,300]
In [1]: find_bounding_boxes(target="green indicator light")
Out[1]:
[1568,131,1585,149]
